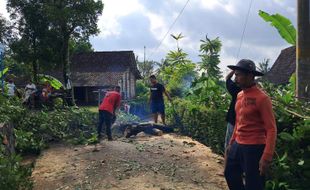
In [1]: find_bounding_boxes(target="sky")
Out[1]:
[0,0,296,74]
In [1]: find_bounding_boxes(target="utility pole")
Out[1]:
[144,46,146,78]
[144,46,146,64]
[296,0,310,100]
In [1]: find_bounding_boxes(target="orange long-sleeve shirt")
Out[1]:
[229,85,277,161]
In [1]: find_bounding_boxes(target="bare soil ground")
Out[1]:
[32,134,228,190]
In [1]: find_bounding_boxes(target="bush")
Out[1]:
[166,97,228,154]
[261,78,310,190]
[0,154,33,190]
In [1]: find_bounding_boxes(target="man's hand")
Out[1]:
[259,158,271,176]
[225,70,235,80]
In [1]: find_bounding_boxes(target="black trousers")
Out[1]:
[224,142,265,190]
[97,110,113,139]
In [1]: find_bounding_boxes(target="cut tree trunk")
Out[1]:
[0,122,15,155]
[112,122,174,138]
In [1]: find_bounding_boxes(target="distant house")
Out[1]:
[45,51,142,104]
[264,46,296,85]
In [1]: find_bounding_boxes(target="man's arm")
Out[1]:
[259,96,277,175]
[225,70,235,81]
[113,95,121,115]
[164,89,172,102]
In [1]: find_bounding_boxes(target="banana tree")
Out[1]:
[259,10,296,45]
[38,74,63,90]
[0,67,8,79]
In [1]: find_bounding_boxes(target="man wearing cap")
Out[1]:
[224,59,277,190]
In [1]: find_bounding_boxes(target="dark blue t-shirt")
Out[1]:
[226,79,242,125]
[150,83,165,103]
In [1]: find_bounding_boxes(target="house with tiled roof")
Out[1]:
[264,46,296,85]
[45,51,142,104]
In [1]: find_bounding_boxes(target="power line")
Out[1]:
[236,0,254,61]
[148,0,190,61]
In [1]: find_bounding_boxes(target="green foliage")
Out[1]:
[136,80,149,97]
[136,59,158,81]
[162,36,228,153]
[0,14,14,45]
[127,80,150,117]
[0,95,99,153]
[199,35,222,79]
[116,111,141,124]
[159,34,197,97]
[0,154,33,190]
[261,75,310,190]
[6,0,103,86]
[38,74,63,90]
[69,38,94,55]
[45,0,104,86]
[257,58,271,75]
[0,67,8,78]
[259,10,296,45]
[0,95,25,124]
[166,98,227,154]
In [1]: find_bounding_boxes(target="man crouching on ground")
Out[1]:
[224,59,277,190]
[97,86,121,141]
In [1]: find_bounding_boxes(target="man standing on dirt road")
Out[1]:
[224,70,241,149]
[97,86,121,141]
[224,59,277,190]
[149,75,172,125]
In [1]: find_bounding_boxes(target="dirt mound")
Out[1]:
[32,134,227,190]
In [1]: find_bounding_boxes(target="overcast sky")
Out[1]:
[0,0,296,74]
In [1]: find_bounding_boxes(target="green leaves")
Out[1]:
[0,154,33,190]
[279,132,294,141]
[199,35,222,79]
[258,10,296,45]
[171,33,184,41]
[38,74,63,90]
[0,67,8,78]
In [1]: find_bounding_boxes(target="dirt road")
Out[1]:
[32,134,228,190]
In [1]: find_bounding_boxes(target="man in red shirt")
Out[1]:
[224,59,277,190]
[97,86,121,141]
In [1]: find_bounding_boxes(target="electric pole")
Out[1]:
[296,0,310,100]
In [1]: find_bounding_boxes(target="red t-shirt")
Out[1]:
[99,91,121,114]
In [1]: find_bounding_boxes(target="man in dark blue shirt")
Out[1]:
[149,75,171,125]
[225,70,242,149]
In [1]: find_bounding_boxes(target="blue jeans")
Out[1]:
[224,142,265,190]
[225,122,234,149]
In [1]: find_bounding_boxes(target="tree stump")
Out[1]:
[0,123,15,155]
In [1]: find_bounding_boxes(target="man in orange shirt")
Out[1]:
[224,59,277,190]
[97,86,121,141]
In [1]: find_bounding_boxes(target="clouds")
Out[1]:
[0,0,296,72]
[91,0,296,72]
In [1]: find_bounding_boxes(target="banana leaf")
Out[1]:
[38,74,63,90]
[259,10,296,45]
[0,67,8,78]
